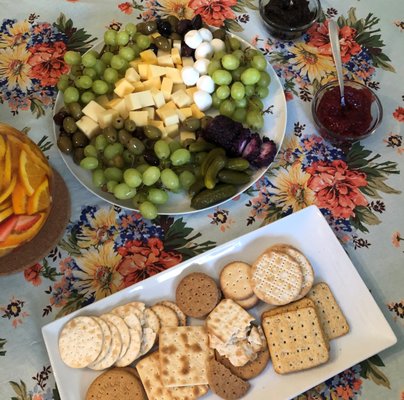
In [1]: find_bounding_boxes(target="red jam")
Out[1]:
[316,85,374,137]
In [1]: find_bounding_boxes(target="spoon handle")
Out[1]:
[328,19,345,106]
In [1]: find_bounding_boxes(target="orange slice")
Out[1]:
[27,179,50,215]
[12,182,28,214]
[0,206,13,223]
[0,200,12,212]
[3,140,12,187]
[0,134,5,160]
[19,150,47,196]
[0,175,17,204]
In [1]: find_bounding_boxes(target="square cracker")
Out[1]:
[261,298,315,320]
[205,299,254,344]
[262,306,329,374]
[159,326,211,387]
[307,282,350,339]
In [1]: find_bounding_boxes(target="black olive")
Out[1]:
[143,149,160,166]
[53,110,69,126]
[176,19,192,35]
[181,42,194,57]
[133,127,146,140]
[191,14,202,29]
[73,147,85,164]
[72,131,89,148]
[157,19,172,37]
[149,43,159,54]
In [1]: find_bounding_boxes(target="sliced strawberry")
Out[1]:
[0,215,18,242]
[13,214,41,233]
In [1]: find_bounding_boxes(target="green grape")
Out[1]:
[123,149,136,165]
[100,52,114,66]
[92,80,109,95]
[168,140,181,153]
[240,68,261,85]
[92,169,106,187]
[257,71,271,88]
[64,50,81,66]
[88,50,99,58]
[84,144,97,158]
[170,149,191,166]
[106,180,118,193]
[104,29,117,46]
[231,81,245,100]
[213,50,226,61]
[139,201,158,219]
[248,96,264,111]
[103,68,119,84]
[95,134,108,151]
[179,171,196,190]
[256,86,269,99]
[113,183,136,200]
[93,60,106,76]
[147,188,169,205]
[80,156,99,170]
[219,99,236,118]
[136,164,149,174]
[216,85,230,100]
[207,60,221,76]
[251,55,267,71]
[161,168,180,191]
[123,168,142,188]
[229,37,241,50]
[125,22,137,36]
[231,66,246,82]
[110,55,125,70]
[143,166,161,186]
[246,109,264,130]
[118,60,129,73]
[245,85,255,97]
[63,86,80,104]
[136,34,151,50]
[104,167,123,182]
[133,191,148,206]
[131,43,141,58]
[81,91,95,104]
[212,92,222,109]
[212,69,232,86]
[116,31,130,46]
[104,143,124,160]
[82,53,97,68]
[232,107,247,123]
[119,46,136,62]
[232,49,244,61]
[83,67,97,79]
[221,54,240,71]
[154,140,170,160]
[244,48,260,61]
[57,78,69,91]
[75,75,93,89]
[234,97,247,108]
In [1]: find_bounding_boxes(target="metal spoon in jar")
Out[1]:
[328,19,346,107]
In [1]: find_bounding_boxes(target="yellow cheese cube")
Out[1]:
[171,48,182,65]
[125,67,140,83]
[95,95,110,108]
[178,107,192,122]
[149,120,166,134]
[142,77,161,91]
[76,116,100,139]
[114,78,134,98]
[149,64,167,78]
[180,130,196,143]
[136,90,155,107]
[98,109,119,129]
[165,67,183,84]
[191,104,205,119]
[172,83,186,92]
[125,93,143,111]
[165,101,177,109]
[82,100,106,123]
[185,86,198,97]
[181,57,194,67]
[106,98,121,109]
[133,81,146,92]
[151,88,166,108]
[129,111,149,127]
[129,58,142,71]
[151,32,161,39]
[157,54,174,67]
[171,89,193,108]
[138,64,149,80]
[157,50,170,57]
[161,77,173,101]
[140,49,157,64]
[156,102,179,126]
[142,107,155,120]
[110,98,129,119]
[165,124,179,138]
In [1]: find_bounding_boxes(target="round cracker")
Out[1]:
[101,313,130,360]
[59,316,103,368]
[235,293,259,309]
[151,304,179,328]
[88,316,112,365]
[138,309,160,356]
[251,250,303,305]
[220,261,254,301]
[158,300,187,326]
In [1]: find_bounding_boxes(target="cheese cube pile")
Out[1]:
[75,48,206,140]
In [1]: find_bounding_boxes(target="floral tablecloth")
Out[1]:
[0,0,403,399]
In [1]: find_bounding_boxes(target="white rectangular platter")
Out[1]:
[42,205,397,400]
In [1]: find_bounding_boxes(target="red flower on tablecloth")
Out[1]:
[393,107,404,122]
[306,160,368,219]
[307,21,361,63]
[116,238,182,288]
[24,263,42,286]
[27,41,69,87]
[118,2,133,14]
[188,0,237,27]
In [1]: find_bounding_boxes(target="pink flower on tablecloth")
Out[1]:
[393,107,404,122]
[24,263,42,286]
[306,160,368,219]
[118,2,133,14]
[188,0,237,27]
[27,41,69,87]
[284,90,293,101]
[391,231,402,247]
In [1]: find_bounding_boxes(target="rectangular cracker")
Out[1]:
[261,298,315,320]
[159,326,211,387]
[262,306,329,374]
[205,299,255,344]
[307,282,350,339]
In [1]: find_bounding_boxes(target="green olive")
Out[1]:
[67,102,83,120]
[112,154,125,169]
[144,125,162,140]
[103,126,118,143]
[213,29,226,40]
[170,32,182,40]
[63,116,78,134]
[127,137,145,155]
[154,36,171,51]
[57,135,73,154]
[72,131,89,148]
[167,15,179,32]
[136,22,147,34]
[73,147,85,164]
[182,117,201,131]
[200,115,213,129]
[118,129,132,146]
[124,119,136,132]
[112,116,124,130]
[123,149,136,165]
[143,21,157,34]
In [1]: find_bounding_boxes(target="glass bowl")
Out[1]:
[312,80,383,147]
[259,0,321,40]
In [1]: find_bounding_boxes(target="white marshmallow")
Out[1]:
[211,38,226,53]
[197,75,215,94]
[193,90,212,112]
[184,30,203,49]
[195,42,213,60]
[193,58,210,75]
[181,66,200,86]
[198,28,213,42]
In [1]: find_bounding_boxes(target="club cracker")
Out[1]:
[220,261,254,301]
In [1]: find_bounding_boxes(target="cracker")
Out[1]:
[159,326,210,387]
[207,358,250,400]
[251,250,303,305]
[138,308,160,356]
[235,293,259,309]
[88,316,112,366]
[261,297,315,321]
[220,261,254,301]
[307,282,350,339]
[86,368,145,400]
[151,304,179,328]
[205,299,254,344]
[158,300,187,326]
[262,306,329,374]
[271,244,314,299]
[169,384,209,400]
[100,313,130,360]
[59,316,103,368]
[176,272,221,319]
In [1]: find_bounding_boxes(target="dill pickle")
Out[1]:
[191,184,238,209]
[217,169,250,185]
[225,157,250,171]
[201,147,226,176]
[205,154,227,189]
[188,177,206,197]
[188,138,215,153]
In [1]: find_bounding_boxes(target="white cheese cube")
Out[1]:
[125,93,143,111]
[98,109,119,129]
[114,79,134,98]
[157,50,170,57]
[171,89,193,108]
[164,113,179,127]
[125,67,140,83]
[109,98,129,119]
[129,59,142,71]
[151,88,166,108]
[173,40,181,50]
[148,64,167,78]
[171,48,182,65]
[137,90,155,108]
[157,54,174,67]
[181,57,194,67]
[82,100,106,123]
[76,116,100,139]
[165,124,179,138]
[142,107,155,120]
[129,111,149,127]
[161,77,173,101]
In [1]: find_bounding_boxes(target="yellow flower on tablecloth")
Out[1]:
[0,20,30,49]
[157,0,195,19]
[289,43,334,84]
[77,207,119,248]
[0,45,32,89]
[271,163,315,212]
[75,241,123,299]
